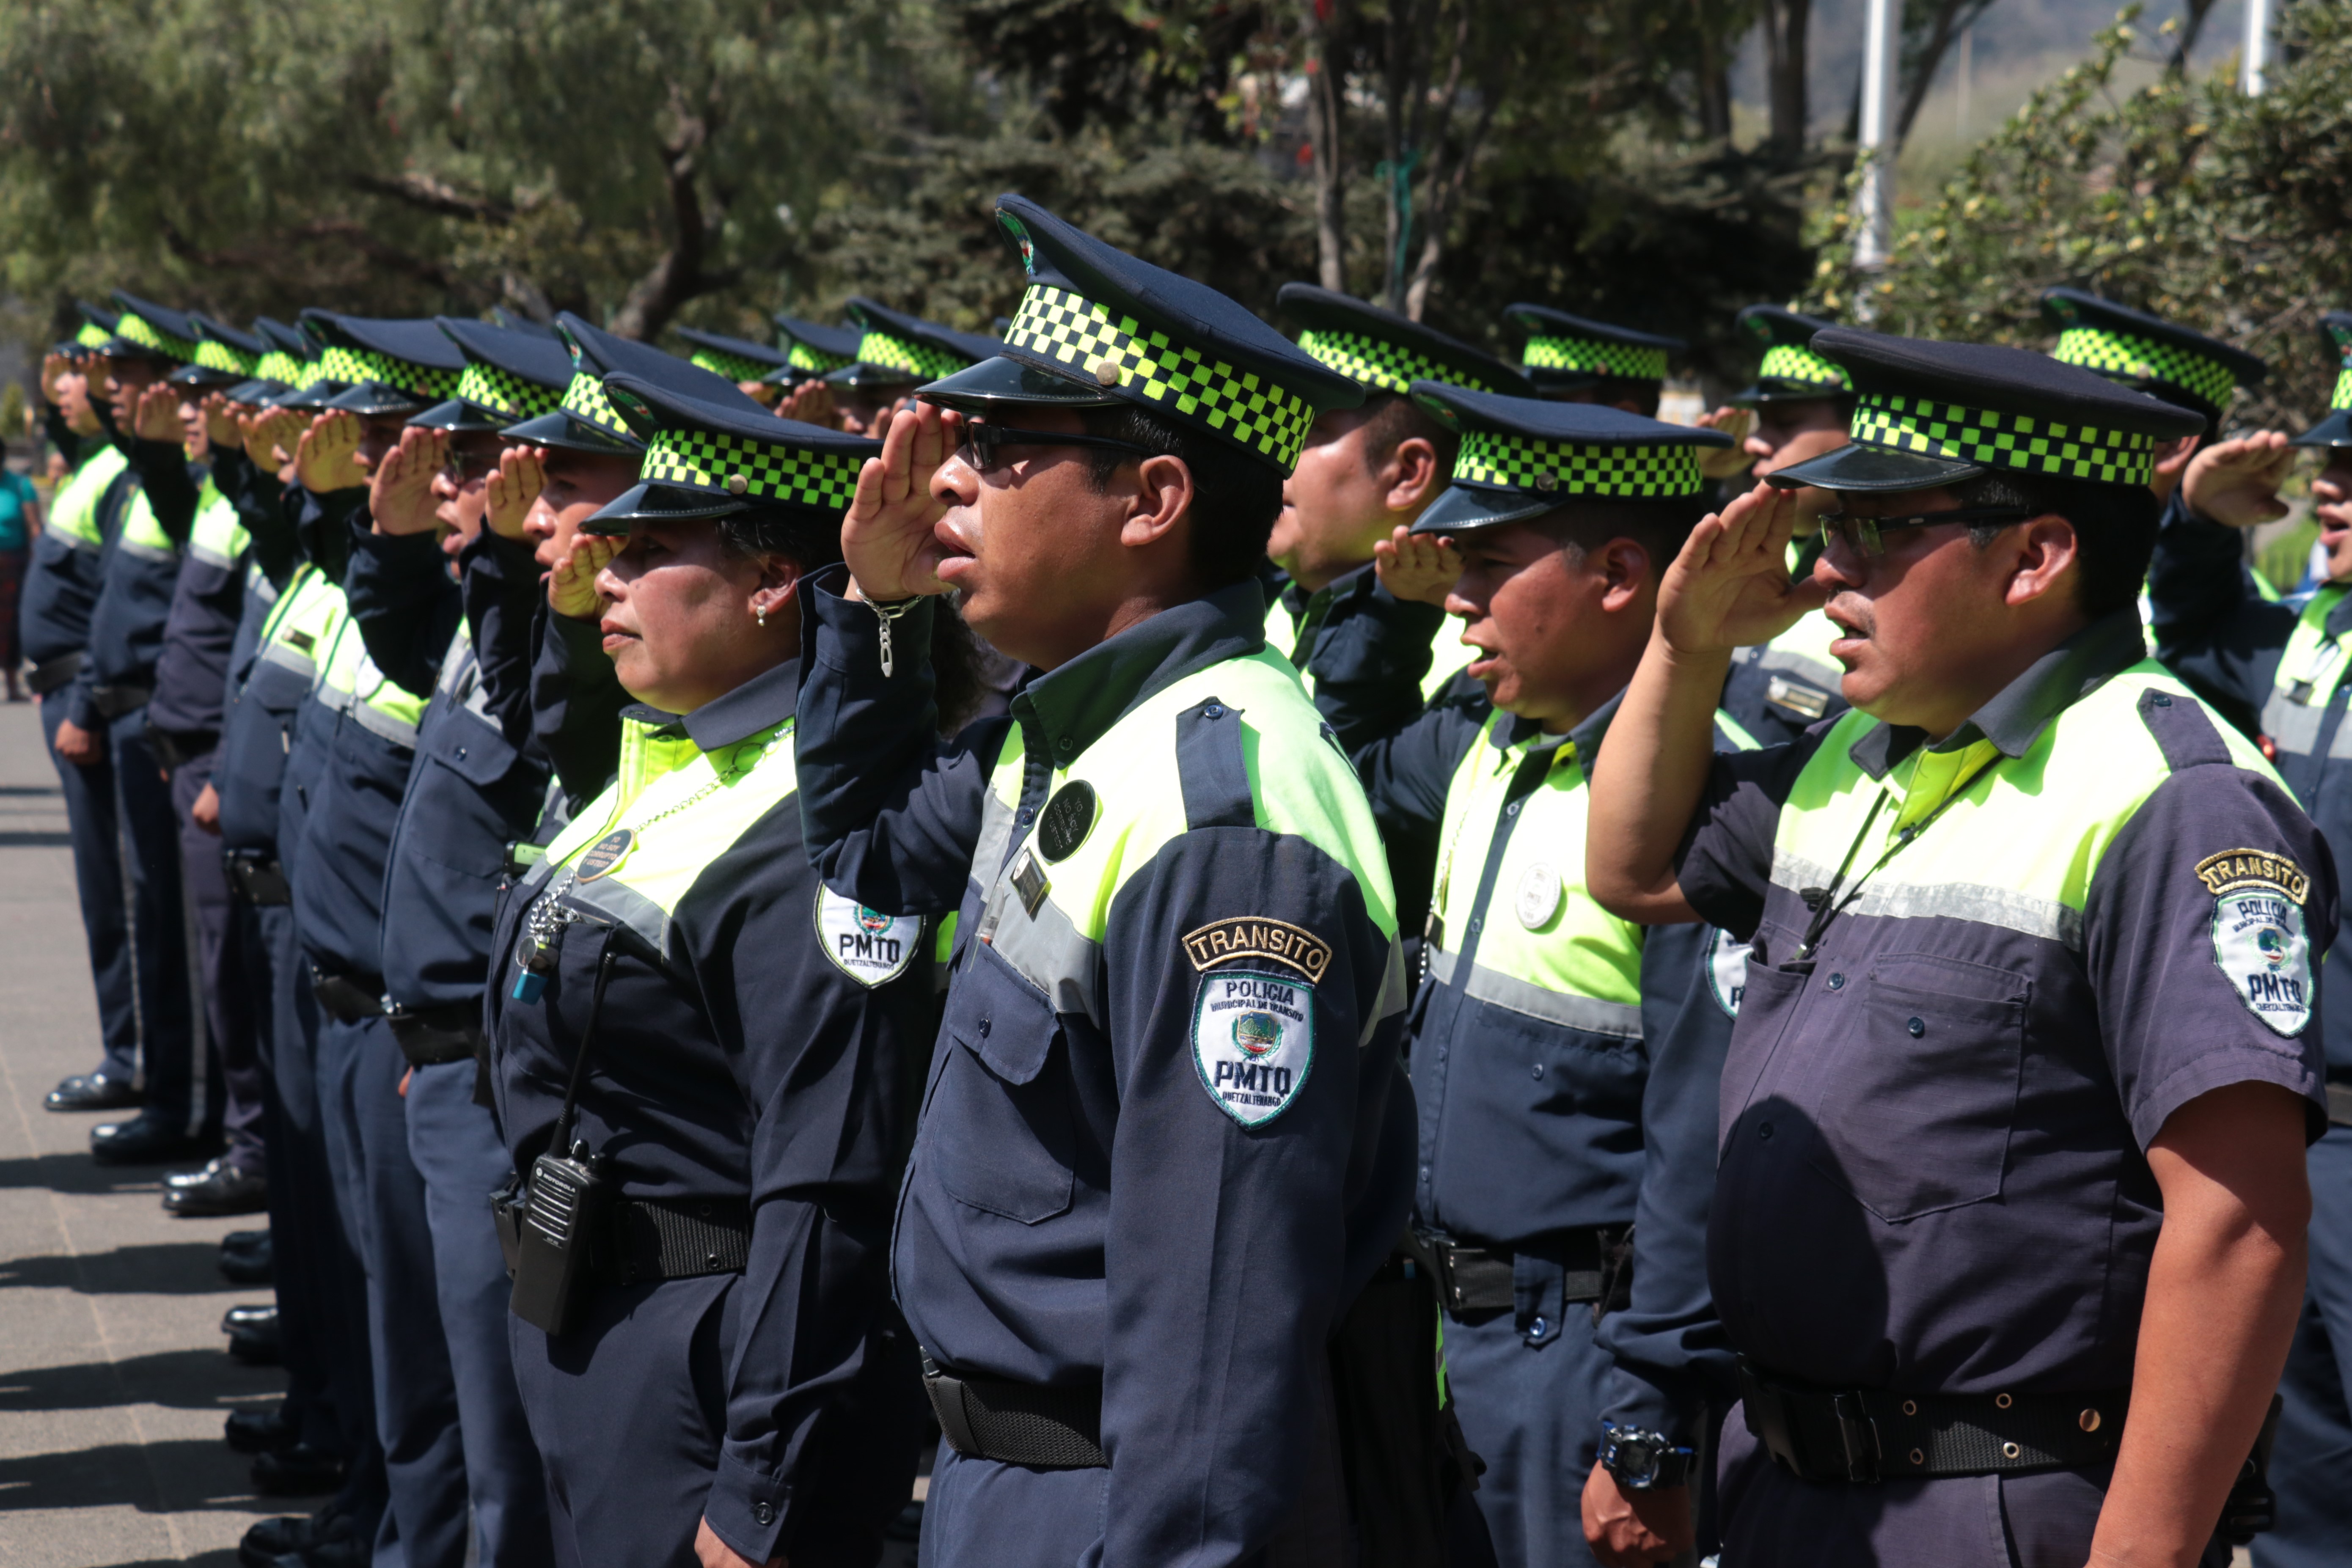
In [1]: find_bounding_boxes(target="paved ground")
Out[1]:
[0,696,288,1568]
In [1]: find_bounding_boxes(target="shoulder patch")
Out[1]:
[1193,970,1314,1127]
[2200,853,2313,1036]
[1183,916,1333,982]
[814,888,921,987]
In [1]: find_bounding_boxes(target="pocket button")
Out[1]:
[1531,1062,1545,1080]
[1906,1016,1926,1037]
[1827,973,1846,990]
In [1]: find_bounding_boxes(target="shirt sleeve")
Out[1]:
[124,437,200,545]
[2147,489,2296,716]
[345,517,460,699]
[459,529,546,753]
[1302,575,1449,754]
[2084,728,2337,1148]
[1671,729,1827,939]
[533,601,627,811]
[793,565,1003,918]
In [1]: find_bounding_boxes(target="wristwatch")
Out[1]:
[1598,1420,1693,1491]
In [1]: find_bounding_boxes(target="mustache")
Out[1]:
[1824,592,1875,641]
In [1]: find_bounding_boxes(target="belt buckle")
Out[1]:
[1832,1392,1882,1484]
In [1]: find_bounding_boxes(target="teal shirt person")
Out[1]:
[0,468,38,553]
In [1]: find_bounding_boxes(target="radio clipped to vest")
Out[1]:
[506,924,620,1336]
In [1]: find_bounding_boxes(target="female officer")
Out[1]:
[485,376,934,1568]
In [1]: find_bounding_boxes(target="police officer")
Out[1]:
[1504,305,1684,417]
[2142,311,2352,1568]
[28,309,144,1116]
[1259,284,1532,723]
[819,298,1001,437]
[343,318,575,1568]
[1708,305,1856,747]
[2043,288,2270,511]
[763,314,863,427]
[78,293,213,1164]
[486,377,928,1568]
[1299,385,1744,1566]
[673,325,795,405]
[1589,330,2327,1564]
[793,194,1415,1565]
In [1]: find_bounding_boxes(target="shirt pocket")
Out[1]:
[1808,955,2027,1222]
[928,944,1077,1225]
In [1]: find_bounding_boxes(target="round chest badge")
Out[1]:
[573,828,635,882]
[1515,862,1562,930]
[1037,781,1098,862]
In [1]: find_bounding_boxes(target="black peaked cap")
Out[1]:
[1733,305,1851,404]
[106,291,202,364]
[584,371,880,534]
[412,319,579,432]
[775,314,863,362]
[503,313,769,455]
[1768,328,2206,493]
[173,313,267,388]
[2292,311,2352,449]
[2039,287,2265,422]
[1277,283,1533,398]
[1505,304,1685,386]
[305,313,468,415]
[1409,381,1730,532]
[841,298,1001,382]
[674,327,792,384]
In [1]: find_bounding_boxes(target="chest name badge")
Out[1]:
[573,828,635,883]
[1037,781,1098,862]
[1515,862,1562,930]
[1008,849,1051,918]
[1193,969,1314,1128]
[815,889,921,988]
[1705,927,1749,1018]
[2198,849,2313,1037]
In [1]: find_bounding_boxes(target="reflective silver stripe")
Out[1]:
[1422,946,1644,1038]
[316,679,357,714]
[246,564,279,607]
[978,864,1105,1029]
[1768,850,2082,948]
[118,538,179,563]
[561,878,671,960]
[256,642,316,682]
[190,542,240,570]
[972,775,1021,885]
[348,697,421,750]
[2263,692,2324,758]
[1360,938,1410,1048]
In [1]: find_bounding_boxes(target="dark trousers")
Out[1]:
[41,693,138,1079]
[107,703,196,1131]
[265,908,386,1535]
[172,751,245,1157]
[2254,1122,2352,1568]
[322,1012,470,1568]
[406,1056,553,1568]
[1446,1290,1615,1568]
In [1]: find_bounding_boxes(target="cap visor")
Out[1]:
[223,380,284,406]
[916,355,1120,415]
[1730,380,1850,408]
[325,381,432,417]
[2291,410,2352,449]
[1764,441,1983,493]
[823,363,919,391]
[580,481,745,535]
[1411,482,1570,534]
[407,399,507,432]
[500,409,644,455]
[167,364,237,390]
[266,380,347,412]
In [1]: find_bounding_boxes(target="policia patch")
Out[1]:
[814,889,921,987]
[2197,850,2313,1037]
[1193,971,1313,1128]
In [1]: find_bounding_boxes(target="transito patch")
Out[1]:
[1193,969,1314,1128]
[814,889,921,987]
[1183,917,1333,982]
[2200,851,2313,1036]
[1706,927,1749,1018]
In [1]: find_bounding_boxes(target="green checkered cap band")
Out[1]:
[1296,328,1491,396]
[196,338,258,377]
[1851,391,2160,485]
[1005,283,1316,468]
[2052,326,2238,411]
[689,349,777,384]
[854,330,970,380]
[456,360,561,421]
[560,371,630,438]
[255,351,305,387]
[75,320,113,349]
[316,344,459,398]
[2334,369,2352,414]
[1757,343,1849,391]
[787,341,856,373]
[115,313,200,363]
[1453,427,1703,498]
[1522,334,1668,382]
[639,426,864,511]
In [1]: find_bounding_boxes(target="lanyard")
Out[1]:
[1786,748,2007,967]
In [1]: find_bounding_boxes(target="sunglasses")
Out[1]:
[1818,505,2029,557]
[956,422,1150,474]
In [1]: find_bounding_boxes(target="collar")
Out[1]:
[1012,581,1268,764]
[1846,607,2147,780]
[2323,585,2352,640]
[618,657,800,752]
[1487,687,1625,765]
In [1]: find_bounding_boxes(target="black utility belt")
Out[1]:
[2326,1080,2352,1129]
[26,652,83,697]
[385,1003,485,1068]
[90,683,154,720]
[1423,1225,1628,1318]
[922,1354,1107,1469]
[495,1180,751,1290]
[227,850,291,907]
[144,724,216,774]
[1737,1359,2126,1484]
[311,967,388,1025]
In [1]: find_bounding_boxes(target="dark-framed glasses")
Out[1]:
[955,422,1151,475]
[1818,505,2029,558]
[443,442,504,484]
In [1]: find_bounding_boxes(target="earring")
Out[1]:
[755,605,767,628]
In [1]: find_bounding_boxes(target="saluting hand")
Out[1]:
[296,409,369,493]
[1692,405,1755,480]
[369,426,444,536]
[841,398,963,601]
[2182,430,2295,529]
[549,531,620,622]
[132,382,187,445]
[486,446,545,541]
[1372,524,1464,606]
[777,378,839,430]
[202,393,246,453]
[1658,479,1827,657]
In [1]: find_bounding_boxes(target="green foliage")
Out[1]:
[1809,1,2352,431]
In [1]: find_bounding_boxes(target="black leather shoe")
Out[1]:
[239,1503,351,1565]
[165,1160,268,1216]
[222,1302,276,1334]
[284,1532,369,1568]
[219,1235,274,1285]
[250,1442,346,1497]
[226,1404,298,1455]
[227,1311,281,1366]
[45,1070,140,1112]
[224,1227,270,1251]
[90,1112,214,1166]
[168,1155,229,1188]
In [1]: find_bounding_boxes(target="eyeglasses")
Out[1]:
[443,444,503,484]
[955,422,1151,475]
[1818,505,2029,557]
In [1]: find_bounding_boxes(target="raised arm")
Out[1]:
[2148,433,2302,714]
